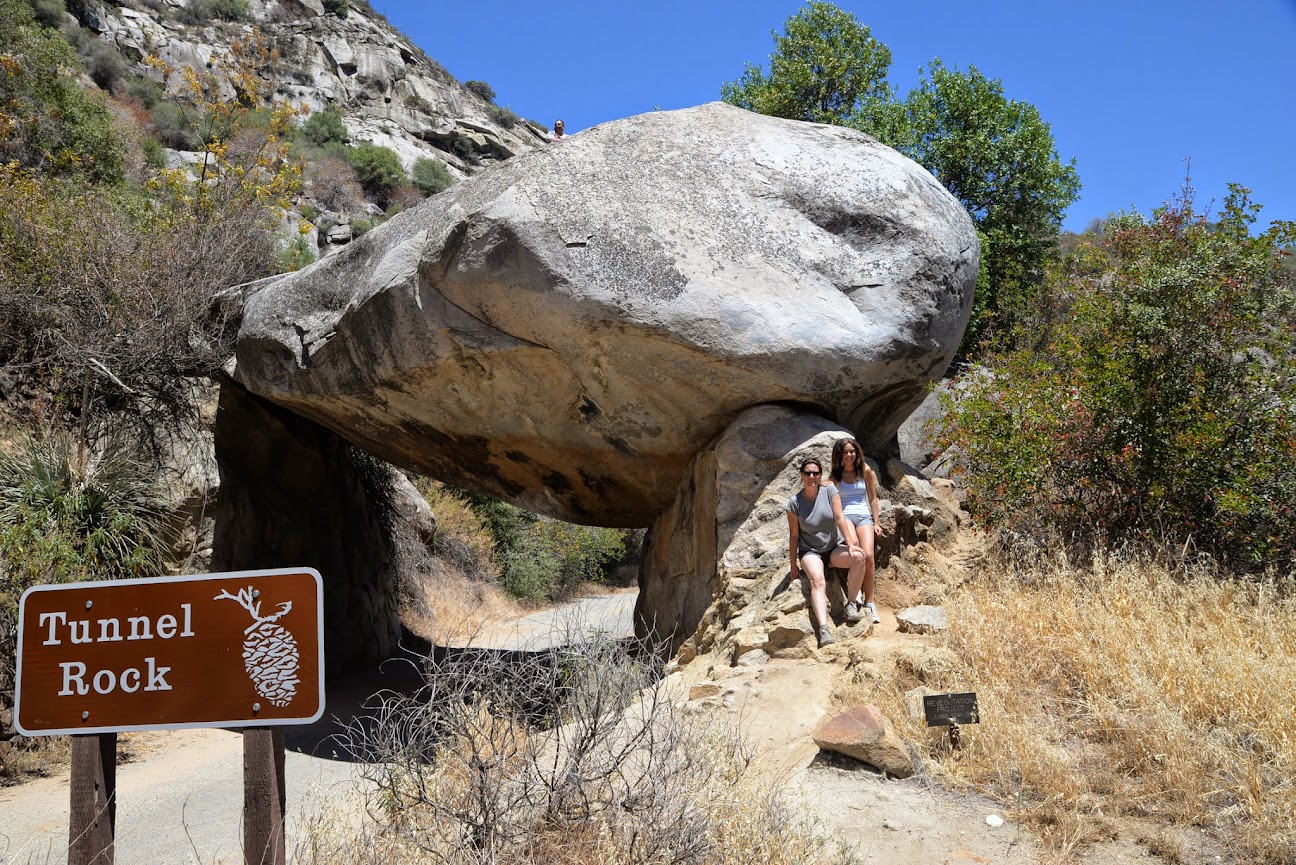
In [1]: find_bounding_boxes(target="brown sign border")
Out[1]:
[14,567,326,736]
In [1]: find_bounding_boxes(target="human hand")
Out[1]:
[874,523,885,538]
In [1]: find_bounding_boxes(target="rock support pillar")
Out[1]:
[210,379,401,676]
[638,406,855,657]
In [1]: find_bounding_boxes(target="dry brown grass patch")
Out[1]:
[841,553,1296,864]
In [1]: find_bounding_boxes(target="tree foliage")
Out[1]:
[866,62,1080,345]
[721,1,891,125]
[463,79,495,103]
[940,184,1296,570]
[302,106,348,146]
[412,155,454,195]
[0,0,124,182]
[0,33,301,429]
[347,140,405,197]
[723,3,1080,351]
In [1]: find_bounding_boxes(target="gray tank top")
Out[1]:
[787,485,840,554]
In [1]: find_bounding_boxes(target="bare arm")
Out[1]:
[787,510,802,579]
[866,466,884,536]
[831,490,861,551]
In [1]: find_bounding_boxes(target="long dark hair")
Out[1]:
[830,438,870,484]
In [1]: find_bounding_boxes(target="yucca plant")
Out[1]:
[0,427,170,693]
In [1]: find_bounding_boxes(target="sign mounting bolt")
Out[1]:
[81,711,90,720]
[85,600,93,609]
[253,703,261,713]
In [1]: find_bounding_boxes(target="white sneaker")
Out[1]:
[863,601,881,624]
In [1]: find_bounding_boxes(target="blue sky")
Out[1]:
[371,1,1295,233]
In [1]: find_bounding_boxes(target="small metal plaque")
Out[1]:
[923,692,979,727]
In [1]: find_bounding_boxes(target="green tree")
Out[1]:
[721,1,891,125]
[866,62,1080,347]
[321,0,348,16]
[302,106,348,146]
[940,184,1296,569]
[412,156,454,195]
[724,3,1080,352]
[348,141,405,197]
[0,0,124,182]
[463,79,495,103]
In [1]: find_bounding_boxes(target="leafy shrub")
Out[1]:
[940,184,1296,569]
[301,107,348,146]
[462,79,495,102]
[414,479,498,579]
[321,0,347,16]
[177,0,249,23]
[451,136,480,166]
[141,136,165,167]
[461,492,627,601]
[31,0,67,28]
[411,156,453,195]
[346,141,406,197]
[273,236,316,273]
[0,0,124,182]
[485,103,518,129]
[526,118,549,134]
[77,33,127,90]
[125,74,164,108]
[350,217,372,236]
[150,100,203,150]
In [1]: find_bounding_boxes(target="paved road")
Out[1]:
[0,591,638,865]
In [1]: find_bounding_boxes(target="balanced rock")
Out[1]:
[234,103,978,526]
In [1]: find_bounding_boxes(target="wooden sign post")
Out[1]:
[15,568,325,865]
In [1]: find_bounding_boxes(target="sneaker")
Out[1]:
[863,601,881,624]
[843,600,864,624]
[817,626,836,647]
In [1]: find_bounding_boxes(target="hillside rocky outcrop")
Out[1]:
[79,0,544,181]
[231,102,978,529]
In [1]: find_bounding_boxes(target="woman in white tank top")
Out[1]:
[828,438,883,624]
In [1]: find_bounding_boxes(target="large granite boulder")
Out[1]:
[234,102,978,526]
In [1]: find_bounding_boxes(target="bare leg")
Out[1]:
[860,525,877,605]
[830,543,867,607]
[799,551,830,630]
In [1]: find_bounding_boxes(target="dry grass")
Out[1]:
[296,630,846,865]
[842,552,1296,863]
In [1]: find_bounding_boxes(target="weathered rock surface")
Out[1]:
[813,704,915,778]
[235,102,978,526]
[646,405,912,655]
[896,605,950,635]
[81,0,542,178]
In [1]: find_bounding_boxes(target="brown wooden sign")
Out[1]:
[15,568,324,736]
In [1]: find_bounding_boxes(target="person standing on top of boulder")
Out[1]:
[827,438,884,624]
[787,457,867,648]
[547,119,566,142]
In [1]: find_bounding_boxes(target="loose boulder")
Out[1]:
[234,102,978,526]
[813,704,915,778]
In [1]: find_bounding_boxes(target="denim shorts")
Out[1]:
[845,512,874,527]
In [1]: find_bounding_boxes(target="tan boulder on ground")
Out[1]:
[234,102,978,526]
[813,704,915,778]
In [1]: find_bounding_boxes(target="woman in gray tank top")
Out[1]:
[786,457,867,647]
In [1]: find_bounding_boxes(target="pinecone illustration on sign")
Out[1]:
[214,586,300,707]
